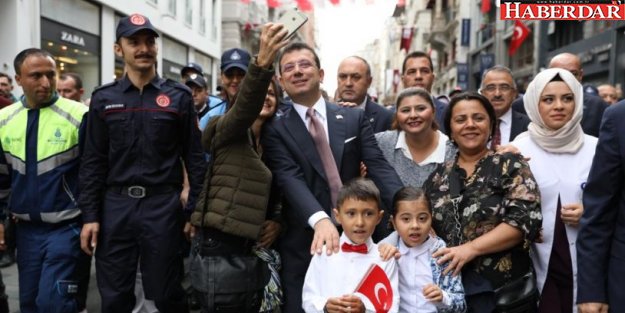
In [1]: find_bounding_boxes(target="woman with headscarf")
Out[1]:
[512,68,597,313]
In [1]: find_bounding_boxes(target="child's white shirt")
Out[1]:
[397,236,445,313]
[302,233,399,313]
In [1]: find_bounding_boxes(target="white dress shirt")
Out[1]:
[397,236,449,313]
[396,130,448,166]
[302,233,399,313]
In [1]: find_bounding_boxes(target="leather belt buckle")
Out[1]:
[127,186,146,198]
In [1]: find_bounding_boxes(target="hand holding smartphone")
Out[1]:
[277,9,308,39]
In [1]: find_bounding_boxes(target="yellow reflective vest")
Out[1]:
[0,96,87,223]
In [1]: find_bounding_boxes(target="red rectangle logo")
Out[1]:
[500,1,625,20]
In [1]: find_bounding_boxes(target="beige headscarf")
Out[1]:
[518,68,584,153]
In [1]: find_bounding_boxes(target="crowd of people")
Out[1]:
[0,13,623,313]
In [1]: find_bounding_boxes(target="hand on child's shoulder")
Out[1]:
[378,243,401,261]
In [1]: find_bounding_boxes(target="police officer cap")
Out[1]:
[221,48,251,73]
[185,74,207,89]
[181,62,204,77]
[116,14,160,41]
[583,84,598,96]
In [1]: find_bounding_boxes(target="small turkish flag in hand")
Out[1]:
[509,21,530,56]
[355,264,393,313]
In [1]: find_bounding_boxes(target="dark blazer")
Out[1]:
[262,101,403,313]
[509,110,530,141]
[512,93,607,137]
[363,97,393,133]
[434,97,448,133]
[577,100,625,311]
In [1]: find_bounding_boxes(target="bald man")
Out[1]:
[336,56,393,133]
[512,52,608,137]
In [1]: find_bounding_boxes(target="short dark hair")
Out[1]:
[402,51,433,74]
[444,91,497,140]
[0,73,12,84]
[277,42,321,74]
[60,72,83,89]
[336,178,381,211]
[391,87,438,130]
[390,186,430,216]
[14,48,53,75]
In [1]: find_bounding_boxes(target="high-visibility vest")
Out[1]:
[0,97,87,223]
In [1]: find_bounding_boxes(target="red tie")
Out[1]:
[491,119,501,149]
[341,242,368,254]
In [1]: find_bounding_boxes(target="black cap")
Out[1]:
[116,14,159,41]
[185,74,207,89]
[221,48,251,73]
[181,62,204,77]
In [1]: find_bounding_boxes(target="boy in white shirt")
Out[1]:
[302,178,399,313]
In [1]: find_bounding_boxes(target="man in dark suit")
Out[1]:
[577,99,625,313]
[512,52,607,137]
[336,56,393,133]
[401,51,447,132]
[262,43,403,313]
[480,65,530,148]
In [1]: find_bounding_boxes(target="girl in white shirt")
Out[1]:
[382,187,466,313]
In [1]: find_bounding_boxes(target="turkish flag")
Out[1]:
[508,21,530,56]
[400,27,413,51]
[397,0,405,7]
[267,0,280,8]
[329,0,340,4]
[481,0,491,13]
[240,0,251,3]
[355,264,393,313]
[296,0,314,11]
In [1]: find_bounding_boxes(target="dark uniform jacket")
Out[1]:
[78,75,205,223]
[190,62,280,240]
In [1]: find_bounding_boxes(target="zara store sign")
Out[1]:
[60,31,86,47]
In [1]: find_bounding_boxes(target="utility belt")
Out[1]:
[107,184,180,199]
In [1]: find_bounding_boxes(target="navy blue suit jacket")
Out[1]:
[262,101,403,312]
[510,110,530,141]
[512,93,607,137]
[363,97,393,133]
[577,99,625,310]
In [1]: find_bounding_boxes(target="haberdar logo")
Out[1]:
[500,0,625,20]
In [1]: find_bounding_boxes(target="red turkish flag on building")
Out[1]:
[296,0,313,11]
[355,264,393,313]
[508,21,530,56]
[400,27,413,51]
[329,0,340,4]
[240,0,251,3]
[481,0,491,13]
[397,0,406,7]
[267,0,280,8]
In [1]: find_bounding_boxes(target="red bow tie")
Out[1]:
[341,242,368,254]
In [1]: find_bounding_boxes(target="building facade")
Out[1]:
[0,0,222,97]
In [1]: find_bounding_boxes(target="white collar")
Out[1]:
[395,130,448,165]
[500,107,512,125]
[398,234,434,257]
[356,97,367,110]
[292,96,326,122]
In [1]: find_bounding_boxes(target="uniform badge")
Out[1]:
[156,94,171,107]
[230,51,241,60]
[130,14,146,26]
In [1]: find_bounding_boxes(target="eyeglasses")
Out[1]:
[282,60,315,74]
[482,84,514,93]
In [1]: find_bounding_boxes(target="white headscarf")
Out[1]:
[518,68,584,153]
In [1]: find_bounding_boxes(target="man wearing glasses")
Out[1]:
[480,65,530,149]
[262,42,403,313]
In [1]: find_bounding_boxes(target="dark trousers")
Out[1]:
[96,191,188,313]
